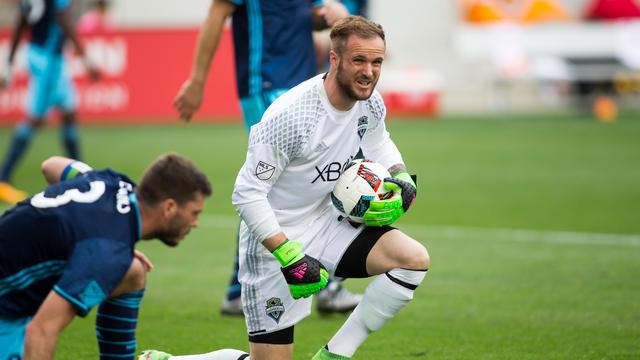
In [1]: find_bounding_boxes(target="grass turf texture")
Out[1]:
[1,114,639,359]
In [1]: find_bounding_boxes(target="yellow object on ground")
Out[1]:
[0,182,28,205]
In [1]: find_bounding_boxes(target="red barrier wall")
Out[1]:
[0,27,241,125]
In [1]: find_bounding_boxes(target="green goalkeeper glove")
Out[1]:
[364,172,417,227]
[272,239,329,299]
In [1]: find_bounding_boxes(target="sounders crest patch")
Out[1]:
[265,297,285,323]
[357,116,368,139]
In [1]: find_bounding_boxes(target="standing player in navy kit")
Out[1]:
[0,153,211,360]
[173,0,359,316]
[0,0,99,205]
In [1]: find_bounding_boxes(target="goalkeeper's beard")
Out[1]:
[336,60,377,102]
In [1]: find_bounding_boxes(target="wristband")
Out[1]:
[272,239,304,267]
[60,161,93,181]
[393,172,416,188]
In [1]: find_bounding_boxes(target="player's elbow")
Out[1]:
[231,187,253,214]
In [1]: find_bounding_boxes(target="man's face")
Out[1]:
[158,193,205,247]
[335,34,385,101]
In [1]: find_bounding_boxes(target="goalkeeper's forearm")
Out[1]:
[262,232,288,253]
[388,163,407,177]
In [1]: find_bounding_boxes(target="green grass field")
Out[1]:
[1,114,639,359]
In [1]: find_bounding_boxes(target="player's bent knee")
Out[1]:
[413,244,430,270]
[401,243,429,271]
[126,258,147,290]
[112,258,147,296]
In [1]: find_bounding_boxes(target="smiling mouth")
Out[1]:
[356,79,371,88]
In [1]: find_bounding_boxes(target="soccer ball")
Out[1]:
[331,159,394,223]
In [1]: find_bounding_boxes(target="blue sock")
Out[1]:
[226,252,241,301]
[226,224,242,301]
[95,290,145,360]
[61,123,80,160]
[0,123,33,182]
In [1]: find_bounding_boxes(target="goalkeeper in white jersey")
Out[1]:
[139,16,429,360]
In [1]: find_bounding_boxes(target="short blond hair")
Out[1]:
[330,16,385,56]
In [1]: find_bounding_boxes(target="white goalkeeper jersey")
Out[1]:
[232,73,404,243]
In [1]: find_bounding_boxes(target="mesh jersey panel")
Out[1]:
[365,91,386,133]
[249,86,325,160]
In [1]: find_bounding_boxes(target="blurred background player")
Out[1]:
[314,0,369,71]
[172,0,361,316]
[0,153,211,360]
[0,0,99,205]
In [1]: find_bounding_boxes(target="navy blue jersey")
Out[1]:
[229,0,323,98]
[0,169,141,318]
[20,0,70,54]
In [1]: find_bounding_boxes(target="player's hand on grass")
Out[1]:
[272,239,329,299]
[364,172,416,227]
[173,79,204,122]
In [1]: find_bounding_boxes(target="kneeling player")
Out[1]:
[0,154,211,360]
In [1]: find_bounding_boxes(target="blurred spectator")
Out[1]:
[580,0,640,121]
[314,0,368,71]
[77,0,114,34]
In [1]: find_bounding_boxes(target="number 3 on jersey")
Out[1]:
[31,181,106,208]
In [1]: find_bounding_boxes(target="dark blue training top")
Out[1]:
[0,169,141,319]
[229,0,323,98]
[20,0,70,54]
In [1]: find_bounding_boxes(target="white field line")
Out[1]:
[199,214,640,248]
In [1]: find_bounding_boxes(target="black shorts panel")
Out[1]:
[248,326,294,344]
[335,225,396,278]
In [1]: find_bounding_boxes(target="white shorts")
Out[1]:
[238,207,364,335]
